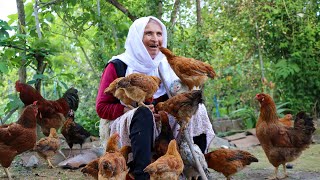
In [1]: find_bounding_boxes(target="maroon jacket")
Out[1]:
[96,62,169,120]
[96,63,125,120]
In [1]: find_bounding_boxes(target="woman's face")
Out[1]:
[142,20,163,59]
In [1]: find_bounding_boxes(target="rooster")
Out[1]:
[61,110,91,157]
[104,73,161,109]
[255,93,316,179]
[15,80,79,136]
[144,139,184,180]
[159,47,216,90]
[0,103,38,180]
[155,90,203,131]
[205,148,258,180]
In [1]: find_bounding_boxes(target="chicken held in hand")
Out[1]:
[0,103,38,180]
[155,90,203,131]
[159,47,216,90]
[104,73,161,109]
[61,110,91,157]
[205,148,258,180]
[15,80,79,136]
[255,93,316,179]
[144,139,184,180]
[35,128,61,168]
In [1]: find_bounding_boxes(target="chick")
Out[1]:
[35,128,61,168]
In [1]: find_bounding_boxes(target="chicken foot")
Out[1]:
[58,149,67,159]
[281,164,288,179]
[4,167,13,180]
[47,158,55,168]
[266,166,279,180]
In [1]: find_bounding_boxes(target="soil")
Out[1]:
[1,122,320,180]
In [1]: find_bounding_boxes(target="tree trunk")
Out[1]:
[196,0,202,26]
[16,0,27,84]
[168,0,181,48]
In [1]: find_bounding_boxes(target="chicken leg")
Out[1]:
[266,166,279,180]
[281,164,288,179]
[47,158,55,168]
[4,167,12,180]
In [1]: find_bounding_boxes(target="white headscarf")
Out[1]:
[109,16,178,98]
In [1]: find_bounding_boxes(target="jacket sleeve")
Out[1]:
[96,63,125,120]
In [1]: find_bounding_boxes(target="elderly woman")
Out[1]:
[96,16,215,180]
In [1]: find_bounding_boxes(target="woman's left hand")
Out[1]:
[147,104,161,122]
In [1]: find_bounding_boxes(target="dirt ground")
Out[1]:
[1,123,320,180]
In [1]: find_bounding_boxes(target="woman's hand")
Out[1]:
[147,104,161,122]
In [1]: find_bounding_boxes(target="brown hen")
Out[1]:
[256,93,316,179]
[104,73,161,109]
[159,47,216,90]
[0,104,38,180]
[35,128,61,168]
[155,90,203,131]
[81,133,131,180]
[144,139,184,180]
[205,148,258,180]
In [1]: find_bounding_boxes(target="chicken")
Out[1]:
[144,139,184,180]
[155,90,203,131]
[153,111,174,160]
[81,133,131,180]
[15,80,79,136]
[98,133,130,180]
[104,73,161,109]
[0,103,38,180]
[204,148,258,180]
[159,47,216,90]
[81,158,99,179]
[255,93,316,179]
[279,114,293,127]
[169,79,189,96]
[35,128,61,168]
[61,110,91,157]
[178,132,210,180]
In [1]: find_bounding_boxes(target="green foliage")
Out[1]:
[0,0,319,135]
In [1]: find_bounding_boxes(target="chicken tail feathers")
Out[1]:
[189,90,204,105]
[294,111,316,135]
[159,47,175,59]
[207,66,216,79]
[63,88,79,111]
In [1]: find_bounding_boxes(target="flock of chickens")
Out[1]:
[0,47,317,180]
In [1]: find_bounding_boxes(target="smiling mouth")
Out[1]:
[149,45,159,48]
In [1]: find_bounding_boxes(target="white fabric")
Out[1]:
[169,104,215,152]
[99,103,215,154]
[108,16,178,99]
